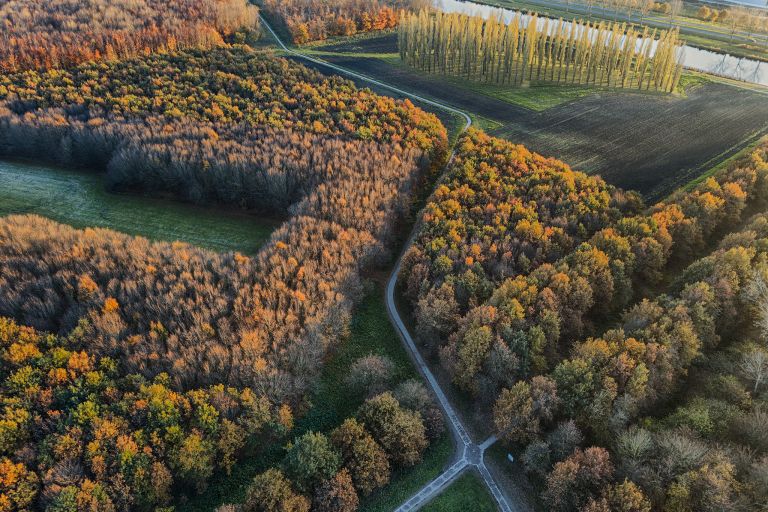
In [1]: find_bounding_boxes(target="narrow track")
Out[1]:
[260,15,518,511]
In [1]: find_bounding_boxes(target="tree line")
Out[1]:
[0,0,260,72]
[0,110,429,227]
[493,206,768,510]
[260,0,426,44]
[694,3,767,38]
[0,47,446,158]
[399,10,684,92]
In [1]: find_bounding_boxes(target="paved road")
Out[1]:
[260,15,517,512]
[260,16,471,124]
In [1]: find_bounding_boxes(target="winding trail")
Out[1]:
[260,15,517,512]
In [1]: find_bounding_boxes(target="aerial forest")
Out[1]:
[0,0,260,72]
[401,129,768,509]
[404,129,765,400]
[0,47,447,204]
[0,3,451,508]
[399,10,684,92]
[498,207,768,511]
[3,0,764,509]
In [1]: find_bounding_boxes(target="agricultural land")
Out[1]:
[1,0,767,511]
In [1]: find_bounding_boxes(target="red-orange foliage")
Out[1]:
[0,48,447,164]
[0,0,259,72]
[261,0,413,44]
[0,45,449,412]
[0,130,420,398]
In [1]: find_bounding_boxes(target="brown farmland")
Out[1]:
[314,33,768,200]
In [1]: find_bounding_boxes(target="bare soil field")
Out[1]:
[490,84,768,199]
[313,34,768,200]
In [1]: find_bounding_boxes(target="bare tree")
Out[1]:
[745,271,768,339]
[638,0,653,24]
[668,0,683,27]
[741,348,768,394]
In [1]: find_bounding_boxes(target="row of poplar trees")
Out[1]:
[398,9,684,92]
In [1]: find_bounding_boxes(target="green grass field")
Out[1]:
[421,471,498,512]
[0,160,278,254]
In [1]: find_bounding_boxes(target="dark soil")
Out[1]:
[490,83,768,200]
[318,32,400,54]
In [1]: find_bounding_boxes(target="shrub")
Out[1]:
[346,355,395,397]
[282,432,341,493]
[357,392,428,467]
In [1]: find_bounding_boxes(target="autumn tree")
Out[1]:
[543,447,614,511]
[0,458,38,511]
[330,419,390,496]
[357,392,428,467]
[282,432,341,493]
[261,0,406,44]
[312,469,359,512]
[0,0,260,72]
[494,376,558,444]
[583,479,651,512]
[244,469,310,512]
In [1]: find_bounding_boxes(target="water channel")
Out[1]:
[436,0,767,85]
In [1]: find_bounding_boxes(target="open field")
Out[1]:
[310,33,768,200]
[0,160,278,254]
[420,471,498,512]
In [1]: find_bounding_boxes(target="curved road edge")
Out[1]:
[259,15,472,126]
[259,15,518,511]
